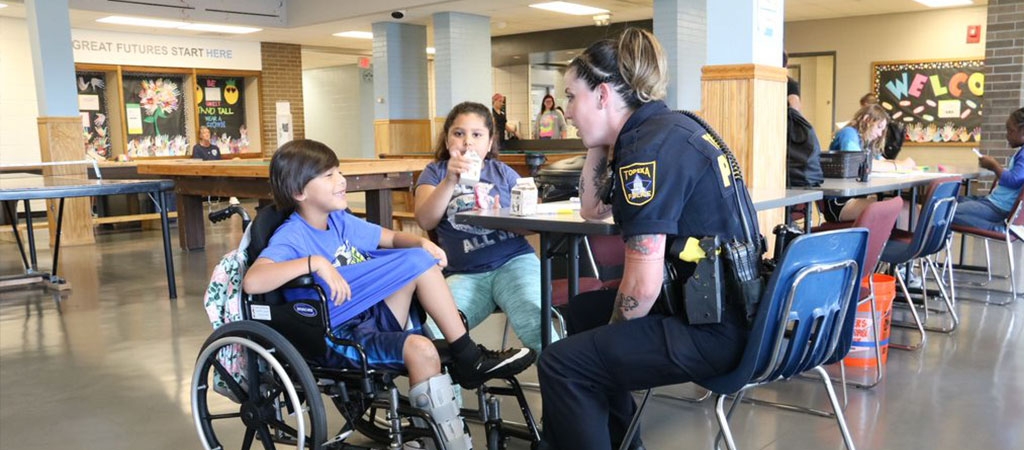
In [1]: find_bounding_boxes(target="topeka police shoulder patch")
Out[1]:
[618,161,656,206]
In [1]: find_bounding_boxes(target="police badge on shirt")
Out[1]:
[618,161,656,206]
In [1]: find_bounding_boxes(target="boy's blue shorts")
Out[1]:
[322,301,426,371]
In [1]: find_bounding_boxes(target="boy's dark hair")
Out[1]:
[269,139,339,211]
[434,101,498,161]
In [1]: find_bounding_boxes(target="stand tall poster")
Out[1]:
[873,59,984,145]
[122,75,187,157]
[76,71,110,160]
[197,77,250,154]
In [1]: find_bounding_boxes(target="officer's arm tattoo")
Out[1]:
[609,234,666,323]
[626,234,665,259]
[591,155,608,193]
[610,293,639,323]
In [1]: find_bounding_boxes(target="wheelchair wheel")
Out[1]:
[192,321,327,450]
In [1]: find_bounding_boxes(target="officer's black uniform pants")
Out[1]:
[538,290,748,450]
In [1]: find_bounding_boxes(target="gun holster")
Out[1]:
[660,236,725,325]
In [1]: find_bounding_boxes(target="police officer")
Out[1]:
[537,28,755,450]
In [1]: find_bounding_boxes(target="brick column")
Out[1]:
[259,42,305,156]
[979,0,1024,192]
[653,0,706,111]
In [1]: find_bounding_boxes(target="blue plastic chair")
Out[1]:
[697,228,868,450]
[881,178,961,350]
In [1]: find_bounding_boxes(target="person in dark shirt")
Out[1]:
[491,93,518,150]
[192,126,221,160]
[537,28,754,450]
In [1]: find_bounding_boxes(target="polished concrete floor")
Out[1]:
[1,215,1022,450]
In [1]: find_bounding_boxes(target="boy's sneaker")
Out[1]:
[449,345,536,389]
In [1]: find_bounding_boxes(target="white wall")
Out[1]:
[493,64,530,138]
[302,65,375,159]
[786,6,989,168]
[0,17,41,165]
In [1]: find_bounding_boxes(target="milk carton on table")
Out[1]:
[510,177,538,216]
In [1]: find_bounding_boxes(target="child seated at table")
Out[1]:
[952,107,1024,232]
[242,139,536,450]
[823,104,916,222]
[414,101,553,354]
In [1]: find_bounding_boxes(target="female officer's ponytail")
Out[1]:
[569,28,667,110]
[617,28,667,105]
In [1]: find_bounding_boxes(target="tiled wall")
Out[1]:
[303,65,375,159]
[493,64,530,138]
[260,42,305,156]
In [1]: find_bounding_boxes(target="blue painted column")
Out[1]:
[653,0,706,111]
[433,12,492,118]
[25,0,77,116]
[25,0,95,245]
[371,22,431,153]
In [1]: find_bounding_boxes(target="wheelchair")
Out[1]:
[191,205,541,449]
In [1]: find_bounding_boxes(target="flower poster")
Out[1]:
[196,76,250,154]
[873,59,984,145]
[122,74,187,157]
[76,71,111,160]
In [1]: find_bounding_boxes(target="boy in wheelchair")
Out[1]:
[242,140,536,449]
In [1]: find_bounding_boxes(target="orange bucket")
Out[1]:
[843,274,896,368]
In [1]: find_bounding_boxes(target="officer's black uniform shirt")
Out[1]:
[192,143,221,161]
[607,100,748,246]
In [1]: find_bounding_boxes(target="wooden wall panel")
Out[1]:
[702,64,787,247]
[374,119,432,155]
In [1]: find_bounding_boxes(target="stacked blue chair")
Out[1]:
[881,178,961,350]
[696,228,868,450]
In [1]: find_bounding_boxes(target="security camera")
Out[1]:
[391,10,406,19]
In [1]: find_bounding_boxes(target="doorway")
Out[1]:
[788,52,836,147]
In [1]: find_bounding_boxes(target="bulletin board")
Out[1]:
[196,76,250,154]
[872,59,984,146]
[76,71,111,159]
[122,74,188,157]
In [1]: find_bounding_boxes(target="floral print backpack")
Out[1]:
[202,230,252,402]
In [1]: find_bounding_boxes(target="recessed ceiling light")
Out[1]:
[913,0,973,7]
[333,31,374,39]
[529,2,609,16]
[97,16,261,34]
[426,47,436,55]
[97,16,187,29]
[0,3,8,9]
[179,23,261,34]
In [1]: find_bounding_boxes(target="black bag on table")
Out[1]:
[882,122,906,160]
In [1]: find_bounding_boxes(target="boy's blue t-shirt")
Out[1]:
[988,145,1024,212]
[829,126,862,152]
[257,209,436,325]
[417,158,534,274]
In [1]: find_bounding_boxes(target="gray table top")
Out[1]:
[455,189,822,235]
[0,173,174,201]
[802,169,983,197]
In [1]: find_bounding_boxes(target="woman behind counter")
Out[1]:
[533,94,567,139]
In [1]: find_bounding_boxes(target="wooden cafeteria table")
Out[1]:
[137,158,430,250]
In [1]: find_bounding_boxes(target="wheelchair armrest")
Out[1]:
[284,274,316,289]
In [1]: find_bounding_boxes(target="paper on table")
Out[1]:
[534,201,581,214]
[871,171,925,178]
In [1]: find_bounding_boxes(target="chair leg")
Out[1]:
[954,235,1018,305]
[1008,234,1019,299]
[924,257,959,333]
[652,385,712,404]
[812,366,857,450]
[889,269,927,351]
[617,389,651,450]
[714,394,739,450]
